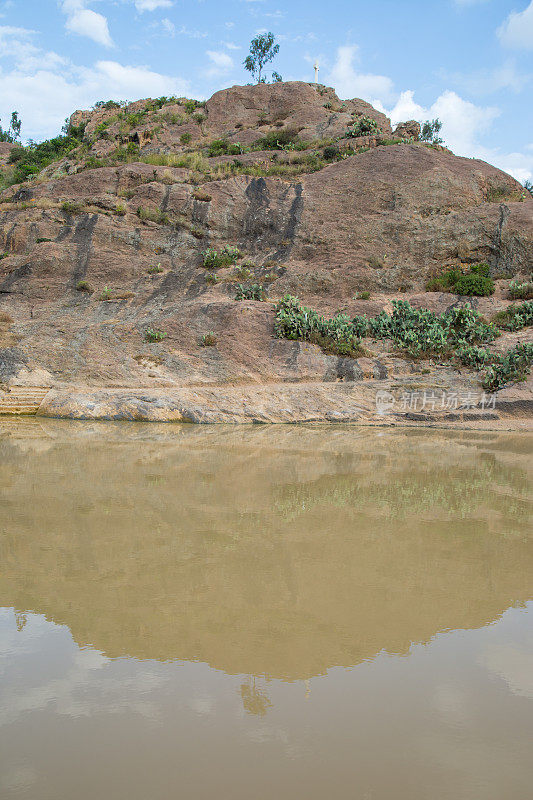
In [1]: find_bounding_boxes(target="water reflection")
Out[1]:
[1,421,531,679]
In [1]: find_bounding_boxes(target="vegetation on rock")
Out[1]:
[425,263,494,296]
[274,294,533,389]
[483,343,533,392]
[0,111,21,143]
[492,300,533,331]
[200,332,217,347]
[508,279,533,300]
[346,116,380,138]
[203,246,240,269]
[144,327,167,342]
[420,119,444,145]
[7,122,86,183]
[235,283,266,301]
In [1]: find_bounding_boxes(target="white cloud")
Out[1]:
[498,1,533,49]
[223,42,240,50]
[385,89,533,183]
[204,49,234,78]
[134,0,173,11]
[447,61,531,95]
[62,2,114,48]
[161,18,175,36]
[0,25,67,72]
[0,27,190,141]
[328,45,395,105]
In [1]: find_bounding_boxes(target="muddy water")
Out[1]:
[0,420,532,800]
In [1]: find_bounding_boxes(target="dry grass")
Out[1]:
[0,311,17,347]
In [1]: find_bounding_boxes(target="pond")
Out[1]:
[0,420,532,799]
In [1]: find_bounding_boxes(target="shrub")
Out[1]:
[147,264,163,274]
[234,264,253,280]
[184,99,197,114]
[274,295,361,356]
[200,332,217,347]
[180,132,192,144]
[136,206,169,225]
[93,100,121,110]
[323,145,340,161]
[454,272,495,296]
[486,184,522,203]
[275,296,497,360]
[203,246,241,269]
[114,203,127,216]
[255,128,298,150]
[36,237,52,243]
[207,139,243,157]
[61,200,84,214]
[457,345,492,370]
[193,113,205,125]
[7,122,86,184]
[144,327,167,343]
[346,116,379,138]
[193,190,212,202]
[76,280,93,293]
[483,343,533,392]
[205,273,219,285]
[492,301,533,331]
[99,286,112,301]
[357,291,371,300]
[426,263,494,296]
[508,279,533,300]
[235,283,266,301]
[125,112,145,128]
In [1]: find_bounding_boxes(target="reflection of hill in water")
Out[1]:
[0,422,531,680]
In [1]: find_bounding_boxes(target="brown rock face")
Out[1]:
[0,83,532,398]
[393,120,420,140]
[205,81,392,143]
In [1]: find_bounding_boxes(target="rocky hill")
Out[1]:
[0,82,532,424]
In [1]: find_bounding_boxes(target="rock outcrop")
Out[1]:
[0,82,532,421]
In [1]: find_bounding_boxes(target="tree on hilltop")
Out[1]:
[420,119,444,145]
[0,112,21,143]
[244,32,282,84]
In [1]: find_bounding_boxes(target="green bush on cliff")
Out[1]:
[255,128,298,150]
[8,123,87,184]
[274,295,362,356]
[492,301,533,331]
[426,263,494,296]
[203,246,241,269]
[207,139,244,157]
[235,283,266,301]
[508,279,533,300]
[456,345,492,370]
[482,343,533,392]
[275,296,497,359]
[274,295,533,388]
[346,116,380,138]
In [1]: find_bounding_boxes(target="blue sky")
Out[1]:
[0,0,532,181]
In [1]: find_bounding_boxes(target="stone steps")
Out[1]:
[0,387,51,415]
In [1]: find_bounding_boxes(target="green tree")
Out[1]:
[420,118,444,145]
[243,32,281,84]
[0,111,22,143]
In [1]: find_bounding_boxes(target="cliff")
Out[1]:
[0,82,532,424]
